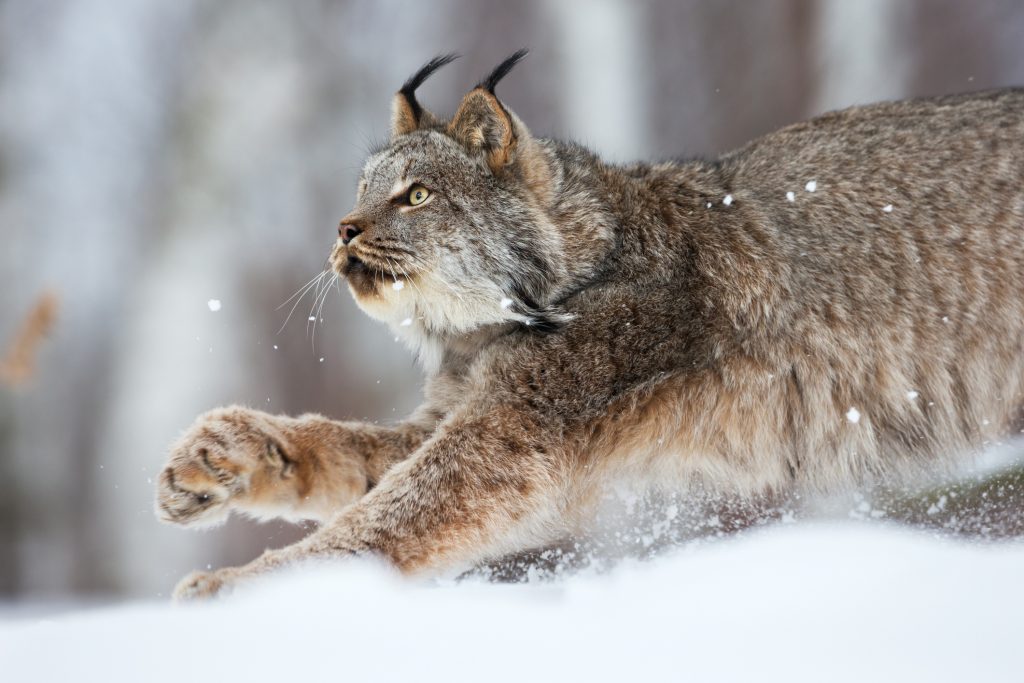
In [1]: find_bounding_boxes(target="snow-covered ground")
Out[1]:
[2,522,1021,682]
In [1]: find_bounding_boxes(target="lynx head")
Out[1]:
[331,51,581,368]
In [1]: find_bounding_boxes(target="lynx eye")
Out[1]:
[407,184,430,206]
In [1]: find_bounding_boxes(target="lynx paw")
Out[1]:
[173,569,233,602]
[156,407,296,527]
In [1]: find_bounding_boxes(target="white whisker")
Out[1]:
[405,254,464,302]
[278,270,328,335]
[387,256,433,308]
[306,268,334,339]
[277,271,326,311]
[311,273,338,349]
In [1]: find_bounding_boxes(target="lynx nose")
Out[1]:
[339,223,363,244]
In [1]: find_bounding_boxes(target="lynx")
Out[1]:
[157,52,1024,600]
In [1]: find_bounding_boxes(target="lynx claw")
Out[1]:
[173,569,232,602]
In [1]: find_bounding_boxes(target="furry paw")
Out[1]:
[156,406,296,527]
[173,569,232,602]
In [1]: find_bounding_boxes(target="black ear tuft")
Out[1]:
[399,53,460,120]
[477,49,528,95]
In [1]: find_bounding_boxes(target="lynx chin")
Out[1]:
[156,51,1024,600]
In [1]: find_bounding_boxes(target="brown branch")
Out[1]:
[0,291,58,387]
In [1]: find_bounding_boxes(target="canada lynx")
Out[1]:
[157,52,1024,599]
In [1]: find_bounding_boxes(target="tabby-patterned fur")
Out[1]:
[157,52,1024,599]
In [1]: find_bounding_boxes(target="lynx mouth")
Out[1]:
[340,252,388,297]
[342,253,370,277]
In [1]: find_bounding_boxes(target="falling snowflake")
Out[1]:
[207,299,222,312]
[846,407,861,424]
[786,191,795,202]
[805,180,817,192]
[723,194,734,206]
[392,280,405,291]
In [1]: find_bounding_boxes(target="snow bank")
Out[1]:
[2,523,1021,682]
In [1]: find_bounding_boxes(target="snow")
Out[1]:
[805,180,817,192]
[206,299,221,312]
[883,204,894,213]
[846,407,861,423]
[786,191,795,202]
[723,194,734,206]
[500,297,513,310]
[1,523,1021,682]
[907,390,919,400]
[400,317,413,327]
[392,280,405,291]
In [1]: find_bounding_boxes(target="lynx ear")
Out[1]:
[391,54,459,139]
[448,50,529,175]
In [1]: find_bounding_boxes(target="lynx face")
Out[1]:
[330,53,570,365]
[332,132,550,331]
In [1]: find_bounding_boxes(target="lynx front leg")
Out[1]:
[173,409,568,600]
[156,406,429,527]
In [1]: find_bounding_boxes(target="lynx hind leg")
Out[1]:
[156,406,321,527]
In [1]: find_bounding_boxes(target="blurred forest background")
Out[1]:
[1,0,1023,600]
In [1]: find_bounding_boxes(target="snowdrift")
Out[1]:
[2,522,1022,682]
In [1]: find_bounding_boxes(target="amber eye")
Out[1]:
[407,184,430,206]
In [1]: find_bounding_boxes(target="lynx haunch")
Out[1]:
[157,52,1024,599]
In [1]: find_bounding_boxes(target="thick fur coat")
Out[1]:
[156,53,1024,599]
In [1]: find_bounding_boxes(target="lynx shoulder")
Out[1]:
[157,55,1024,599]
